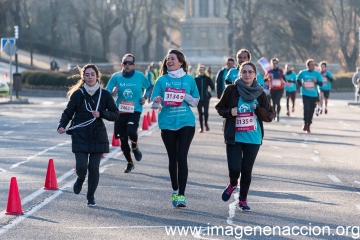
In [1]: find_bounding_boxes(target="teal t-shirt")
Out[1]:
[319,70,333,91]
[225,68,238,83]
[296,69,322,97]
[105,71,150,113]
[284,72,297,92]
[150,74,200,130]
[235,98,262,144]
[225,68,264,86]
[222,69,229,90]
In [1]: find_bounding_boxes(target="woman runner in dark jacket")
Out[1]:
[215,61,274,211]
[57,64,119,207]
[194,65,215,132]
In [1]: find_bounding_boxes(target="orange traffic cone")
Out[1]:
[142,115,149,130]
[112,132,120,146]
[151,109,157,122]
[43,159,59,190]
[147,112,152,126]
[5,177,24,215]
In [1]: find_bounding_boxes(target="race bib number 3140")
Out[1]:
[163,88,186,106]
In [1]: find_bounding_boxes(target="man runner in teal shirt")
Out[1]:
[106,53,151,173]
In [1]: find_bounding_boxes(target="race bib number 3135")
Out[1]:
[236,112,257,132]
[163,88,186,106]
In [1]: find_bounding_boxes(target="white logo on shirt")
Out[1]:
[239,103,251,112]
[123,89,133,99]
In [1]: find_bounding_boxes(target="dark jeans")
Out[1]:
[161,126,195,196]
[115,112,141,162]
[75,152,102,199]
[270,89,284,117]
[197,99,210,130]
[226,142,260,200]
[302,95,318,125]
[286,91,296,111]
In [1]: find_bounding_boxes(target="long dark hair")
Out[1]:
[160,49,189,76]
[67,64,102,98]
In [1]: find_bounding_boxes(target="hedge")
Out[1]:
[20,70,356,91]
[21,70,111,90]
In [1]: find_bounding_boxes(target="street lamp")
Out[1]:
[14,25,19,73]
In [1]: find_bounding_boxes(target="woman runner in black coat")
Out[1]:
[57,64,119,207]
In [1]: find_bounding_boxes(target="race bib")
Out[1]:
[163,88,186,106]
[235,112,257,132]
[322,76,328,83]
[285,82,293,87]
[272,79,282,87]
[303,81,315,89]
[119,101,135,113]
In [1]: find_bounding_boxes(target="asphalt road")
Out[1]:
[0,95,359,240]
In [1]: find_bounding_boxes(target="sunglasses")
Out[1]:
[123,61,134,65]
[241,70,255,74]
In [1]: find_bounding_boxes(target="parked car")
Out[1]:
[0,80,10,97]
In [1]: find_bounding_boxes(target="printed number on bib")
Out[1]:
[163,88,186,106]
[285,82,293,87]
[303,81,315,89]
[236,112,257,132]
[119,101,135,113]
[272,79,282,87]
[322,76,328,83]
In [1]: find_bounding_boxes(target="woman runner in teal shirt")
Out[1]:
[151,49,200,208]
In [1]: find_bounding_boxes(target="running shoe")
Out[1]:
[286,111,290,116]
[176,195,186,207]
[198,128,204,133]
[239,200,250,211]
[291,107,295,112]
[222,183,237,202]
[172,193,178,207]
[320,109,323,114]
[124,162,135,173]
[87,198,97,207]
[325,109,328,114]
[305,124,311,133]
[205,124,210,131]
[316,108,320,116]
[73,178,84,195]
[132,146,142,161]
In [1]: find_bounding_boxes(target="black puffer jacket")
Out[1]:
[58,87,119,153]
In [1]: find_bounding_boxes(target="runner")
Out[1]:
[284,63,297,116]
[215,57,235,99]
[57,64,119,206]
[195,65,215,133]
[264,58,285,122]
[316,61,333,115]
[225,49,264,86]
[150,49,199,208]
[296,59,323,133]
[215,61,274,211]
[106,53,151,173]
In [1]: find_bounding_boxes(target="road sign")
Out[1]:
[1,38,15,52]
[3,42,17,56]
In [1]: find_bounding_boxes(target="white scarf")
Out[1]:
[168,68,186,78]
[83,82,100,96]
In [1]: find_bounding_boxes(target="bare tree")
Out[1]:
[0,0,12,36]
[142,0,155,61]
[329,0,360,71]
[49,0,63,56]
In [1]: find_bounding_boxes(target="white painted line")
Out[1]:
[314,150,319,154]
[286,125,291,128]
[328,175,341,183]
[0,167,7,173]
[311,156,320,162]
[249,201,329,204]
[356,205,360,211]
[354,181,360,184]
[9,141,71,169]
[273,156,283,158]
[270,146,279,149]
[339,121,350,127]
[292,133,298,136]
[0,123,159,234]
[41,101,55,105]
[3,131,13,135]
[301,143,308,148]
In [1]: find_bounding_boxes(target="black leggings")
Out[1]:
[302,95,318,125]
[286,91,296,111]
[75,152,102,199]
[197,99,210,130]
[270,89,284,116]
[161,126,195,196]
[115,112,140,162]
[226,143,260,200]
